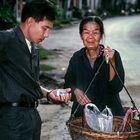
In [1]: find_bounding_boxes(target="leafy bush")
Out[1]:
[0,2,16,30]
[72,6,82,19]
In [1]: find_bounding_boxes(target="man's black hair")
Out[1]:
[21,0,56,22]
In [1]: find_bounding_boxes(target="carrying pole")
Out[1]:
[109,61,140,120]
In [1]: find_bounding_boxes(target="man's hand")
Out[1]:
[48,88,71,104]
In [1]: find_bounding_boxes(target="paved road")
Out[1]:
[104,15,140,86]
[39,15,140,140]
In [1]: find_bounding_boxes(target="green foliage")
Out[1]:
[48,0,74,29]
[72,6,82,19]
[48,1,65,29]
[38,47,56,71]
[53,5,64,28]
[54,19,62,29]
[39,47,53,60]
[40,64,56,71]
[0,2,16,30]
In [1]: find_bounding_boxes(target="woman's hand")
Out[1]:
[103,46,115,62]
[74,88,91,105]
[104,46,116,80]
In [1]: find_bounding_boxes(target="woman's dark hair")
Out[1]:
[21,0,56,22]
[79,16,104,35]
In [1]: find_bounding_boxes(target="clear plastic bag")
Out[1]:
[84,103,113,132]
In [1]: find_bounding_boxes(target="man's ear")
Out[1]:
[26,17,35,26]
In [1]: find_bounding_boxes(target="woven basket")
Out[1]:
[66,117,140,140]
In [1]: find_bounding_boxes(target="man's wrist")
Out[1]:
[40,86,52,100]
[45,89,52,101]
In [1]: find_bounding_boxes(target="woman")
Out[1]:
[64,16,125,117]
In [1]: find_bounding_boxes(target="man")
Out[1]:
[0,1,71,140]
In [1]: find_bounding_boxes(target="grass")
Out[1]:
[40,64,56,71]
[39,47,53,60]
[39,47,56,71]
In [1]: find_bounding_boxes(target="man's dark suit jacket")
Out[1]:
[0,26,42,103]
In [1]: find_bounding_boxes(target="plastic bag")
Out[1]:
[84,103,113,132]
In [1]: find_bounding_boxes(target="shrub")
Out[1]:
[0,2,16,30]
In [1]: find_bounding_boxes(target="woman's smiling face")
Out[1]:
[81,22,102,51]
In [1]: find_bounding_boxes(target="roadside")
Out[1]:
[39,48,73,140]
